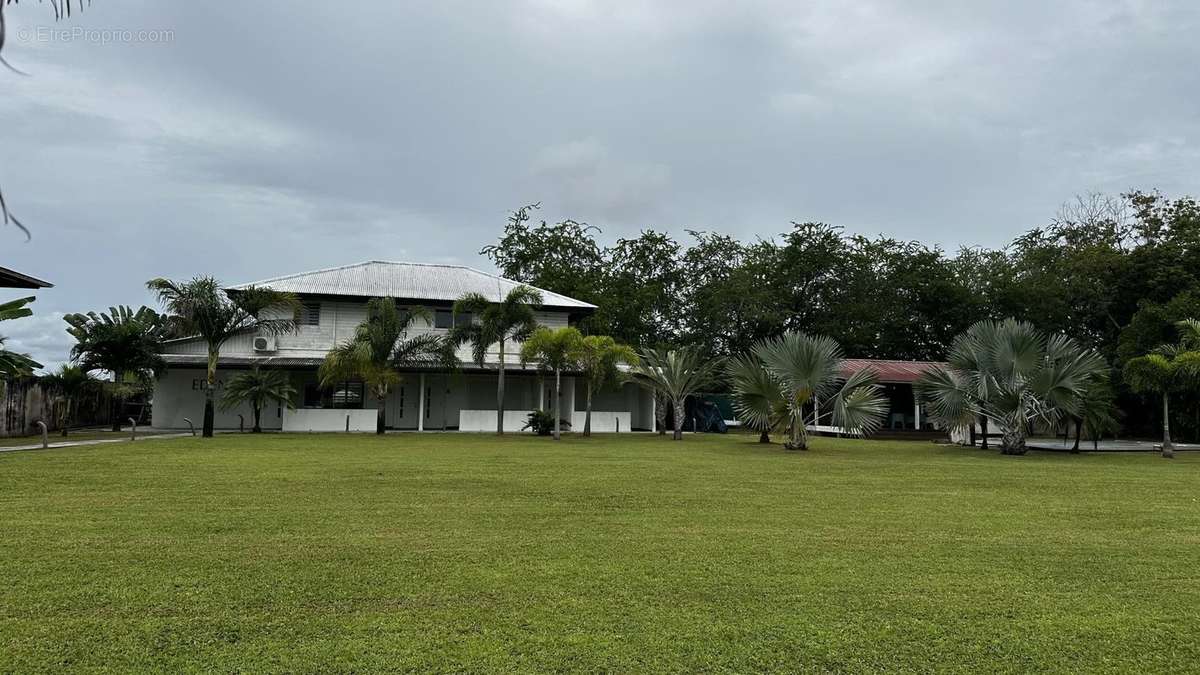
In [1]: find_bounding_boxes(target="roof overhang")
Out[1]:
[0,266,53,289]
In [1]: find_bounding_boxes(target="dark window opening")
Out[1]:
[302,380,364,409]
[297,301,321,326]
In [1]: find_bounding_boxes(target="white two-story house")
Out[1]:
[151,261,656,433]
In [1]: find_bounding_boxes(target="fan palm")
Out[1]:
[450,285,543,435]
[575,335,638,437]
[64,305,166,431]
[320,298,457,435]
[749,332,888,450]
[726,354,788,444]
[0,296,40,376]
[147,277,299,437]
[1123,327,1200,459]
[519,326,584,440]
[219,367,296,433]
[630,346,722,441]
[918,318,1108,456]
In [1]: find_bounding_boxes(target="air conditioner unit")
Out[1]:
[253,335,277,352]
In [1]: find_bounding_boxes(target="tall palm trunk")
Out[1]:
[252,404,263,433]
[655,391,667,435]
[496,339,506,435]
[554,365,564,439]
[376,390,387,435]
[672,398,684,441]
[1071,417,1082,454]
[583,381,593,437]
[203,350,217,437]
[758,429,770,443]
[110,369,124,432]
[1162,393,1175,459]
[980,416,989,450]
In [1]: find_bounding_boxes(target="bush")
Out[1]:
[522,410,571,436]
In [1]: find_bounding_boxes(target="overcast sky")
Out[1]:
[3,1,1199,369]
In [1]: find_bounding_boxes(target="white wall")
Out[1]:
[152,368,286,430]
[283,408,376,432]
[160,301,574,367]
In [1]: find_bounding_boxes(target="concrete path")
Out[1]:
[0,433,195,454]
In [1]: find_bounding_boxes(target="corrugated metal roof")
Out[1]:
[840,359,946,384]
[226,261,596,310]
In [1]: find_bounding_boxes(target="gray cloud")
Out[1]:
[2,0,1200,369]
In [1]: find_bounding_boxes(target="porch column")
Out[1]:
[914,395,921,431]
[418,373,425,432]
[538,379,545,411]
[650,389,656,433]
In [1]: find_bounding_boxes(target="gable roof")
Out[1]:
[840,359,945,384]
[226,261,596,310]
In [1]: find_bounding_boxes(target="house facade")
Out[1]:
[152,261,656,433]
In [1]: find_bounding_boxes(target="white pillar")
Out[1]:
[538,378,545,411]
[914,395,921,431]
[418,373,426,432]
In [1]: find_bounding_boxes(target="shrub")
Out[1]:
[523,410,571,436]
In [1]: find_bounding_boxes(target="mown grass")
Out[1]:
[1,433,1197,673]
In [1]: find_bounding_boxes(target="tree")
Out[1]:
[918,319,1108,455]
[64,305,166,431]
[219,367,296,433]
[574,335,637,436]
[750,332,889,450]
[40,364,98,436]
[726,354,787,444]
[630,347,721,441]
[519,326,583,440]
[320,298,455,435]
[1122,322,1200,459]
[1072,378,1120,453]
[147,277,299,438]
[450,285,543,435]
[0,296,41,376]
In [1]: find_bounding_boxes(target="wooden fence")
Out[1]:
[0,378,113,438]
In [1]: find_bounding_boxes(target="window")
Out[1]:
[434,309,471,329]
[301,380,364,409]
[297,301,321,326]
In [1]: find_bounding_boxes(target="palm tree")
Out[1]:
[0,296,40,376]
[320,298,456,435]
[64,305,167,431]
[519,326,584,440]
[749,332,889,450]
[630,346,722,441]
[1123,331,1200,459]
[919,319,1108,456]
[147,277,300,438]
[40,365,98,436]
[1071,378,1120,453]
[726,354,787,444]
[219,367,297,433]
[450,285,543,435]
[576,335,638,436]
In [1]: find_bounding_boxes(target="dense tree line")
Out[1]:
[481,192,1200,440]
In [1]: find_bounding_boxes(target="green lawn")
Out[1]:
[1,434,1197,673]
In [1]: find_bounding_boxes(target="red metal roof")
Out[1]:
[840,359,945,384]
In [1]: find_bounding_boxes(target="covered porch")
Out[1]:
[151,361,654,433]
